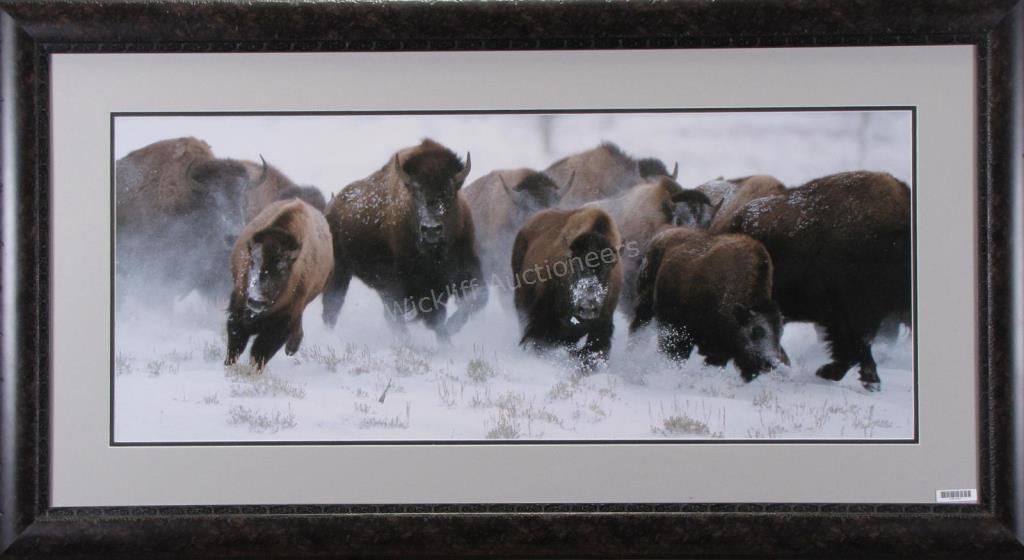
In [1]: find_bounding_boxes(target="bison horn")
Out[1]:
[454,152,471,186]
[255,154,269,188]
[565,169,576,191]
[393,154,413,186]
[670,162,679,180]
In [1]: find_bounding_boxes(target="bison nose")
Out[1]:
[420,223,444,244]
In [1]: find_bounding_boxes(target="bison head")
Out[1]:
[188,157,262,248]
[732,301,789,381]
[394,140,471,261]
[664,189,719,230]
[566,232,619,323]
[500,171,560,219]
[243,227,301,318]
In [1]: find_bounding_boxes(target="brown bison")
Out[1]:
[463,168,560,286]
[115,137,263,300]
[631,227,788,381]
[698,175,788,232]
[724,171,912,391]
[225,198,334,369]
[242,158,326,218]
[321,139,487,341]
[545,142,676,208]
[587,177,718,315]
[512,207,622,369]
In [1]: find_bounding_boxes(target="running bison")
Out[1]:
[698,175,787,232]
[725,171,912,391]
[463,168,560,287]
[545,142,676,208]
[587,176,718,314]
[631,227,789,381]
[512,207,622,369]
[226,199,334,369]
[321,139,487,341]
[115,137,261,300]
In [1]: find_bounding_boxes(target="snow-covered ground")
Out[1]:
[113,111,915,442]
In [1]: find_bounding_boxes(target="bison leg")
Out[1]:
[657,323,694,362]
[380,296,412,341]
[574,321,614,371]
[224,312,250,366]
[321,266,352,328]
[421,303,451,345]
[855,341,881,392]
[816,321,878,388]
[445,280,488,337]
[284,319,304,356]
[249,319,291,370]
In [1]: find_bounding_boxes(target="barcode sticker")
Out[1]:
[936,489,977,503]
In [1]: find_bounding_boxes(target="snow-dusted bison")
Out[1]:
[321,139,487,342]
[698,175,787,233]
[226,199,334,369]
[545,142,676,208]
[587,176,718,314]
[512,207,622,369]
[115,137,262,300]
[631,227,788,381]
[725,171,912,391]
[463,168,560,287]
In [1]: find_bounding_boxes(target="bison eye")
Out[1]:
[751,326,766,340]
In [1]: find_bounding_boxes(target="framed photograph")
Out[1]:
[2,1,1022,558]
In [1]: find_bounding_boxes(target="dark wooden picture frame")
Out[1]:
[1,1,1022,558]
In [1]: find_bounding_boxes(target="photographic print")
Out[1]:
[111,109,915,443]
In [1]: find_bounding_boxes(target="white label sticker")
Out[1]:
[936,489,977,503]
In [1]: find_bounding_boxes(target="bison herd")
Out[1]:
[115,136,912,392]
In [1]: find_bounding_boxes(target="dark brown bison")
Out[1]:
[724,171,912,391]
[512,207,622,369]
[631,227,788,381]
[545,142,676,208]
[698,175,787,233]
[242,158,326,218]
[463,168,560,286]
[115,137,262,300]
[321,139,487,341]
[586,177,718,315]
[225,198,334,369]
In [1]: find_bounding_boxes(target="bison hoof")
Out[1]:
[815,362,849,381]
[861,380,882,392]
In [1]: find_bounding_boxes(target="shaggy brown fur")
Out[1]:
[463,168,560,286]
[631,227,787,381]
[587,177,715,314]
[724,170,912,391]
[115,137,255,299]
[512,207,623,369]
[226,199,334,369]
[699,175,788,233]
[115,137,216,226]
[545,142,674,208]
[321,139,487,341]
